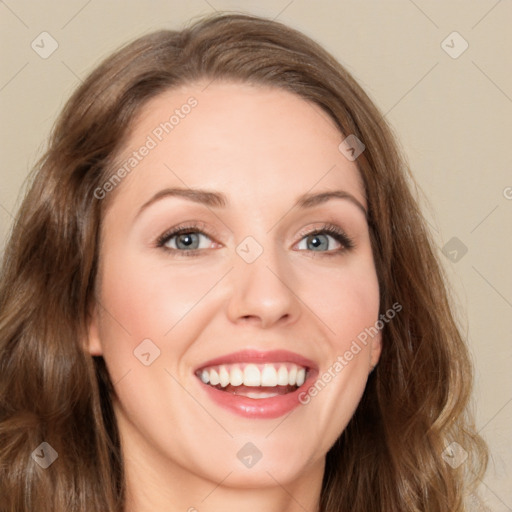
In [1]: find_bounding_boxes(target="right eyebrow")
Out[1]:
[137,187,228,218]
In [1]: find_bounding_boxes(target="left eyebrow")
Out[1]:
[295,190,367,217]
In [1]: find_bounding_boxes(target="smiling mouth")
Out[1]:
[195,362,309,399]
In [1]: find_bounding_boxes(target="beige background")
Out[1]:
[1,0,511,509]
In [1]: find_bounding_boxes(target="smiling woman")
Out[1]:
[0,12,487,512]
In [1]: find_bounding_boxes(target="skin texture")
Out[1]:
[87,81,382,512]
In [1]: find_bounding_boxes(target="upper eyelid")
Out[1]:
[156,222,215,245]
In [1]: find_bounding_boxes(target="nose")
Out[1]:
[225,242,302,329]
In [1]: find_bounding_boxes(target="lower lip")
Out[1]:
[196,371,317,419]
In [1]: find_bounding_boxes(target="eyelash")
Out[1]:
[155,222,355,257]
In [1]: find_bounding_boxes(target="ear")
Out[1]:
[86,302,103,356]
[369,331,383,370]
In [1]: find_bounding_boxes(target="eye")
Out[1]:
[156,222,217,255]
[295,224,354,255]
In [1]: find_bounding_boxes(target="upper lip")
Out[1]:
[195,349,318,372]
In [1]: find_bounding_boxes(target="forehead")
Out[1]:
[107,81,366,214]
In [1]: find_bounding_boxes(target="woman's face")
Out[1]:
[88,81,381,495]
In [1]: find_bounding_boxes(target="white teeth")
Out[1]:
[243,364,261,386]
[200,369,210,384]
[261,365,278,387]
[197,362,309,388]
[230,365,244,386]
[277,365,289,386]
[219,366,230,387]
[288,365,297,386]
[296,368,306,387]
[241,391,280,399]
[209,368,220,386]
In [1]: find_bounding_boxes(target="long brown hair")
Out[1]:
[0,12,487,511]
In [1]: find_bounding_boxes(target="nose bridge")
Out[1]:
[226,233,301,327]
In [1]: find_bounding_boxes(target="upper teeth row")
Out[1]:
[198,363,307,388]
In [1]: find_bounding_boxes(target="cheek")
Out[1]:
[94,248,239,415]
[297,253,380,345]
[97,249,222,350]
[293,255,380,439]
